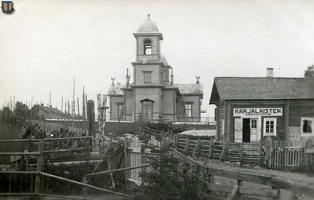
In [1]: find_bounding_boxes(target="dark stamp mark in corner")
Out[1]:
[1,1,14,14]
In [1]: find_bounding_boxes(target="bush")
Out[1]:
[134,145,200,200]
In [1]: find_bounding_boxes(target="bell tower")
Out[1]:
[133,14,163,63]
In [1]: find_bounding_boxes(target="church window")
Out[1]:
[185,104,192,117]
[144,39,152,55]
[117,104,123,119]
[143,71,152,83]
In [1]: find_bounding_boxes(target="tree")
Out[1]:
[304,65,314,78]
[14,101,29,119]
[135,145,200,200]
[0,107,17,124]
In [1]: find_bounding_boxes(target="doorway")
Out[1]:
[243,118,251,142]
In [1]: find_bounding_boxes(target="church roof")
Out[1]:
[174,84,204,94]
[209,77,314,104]
[138,14,159,33]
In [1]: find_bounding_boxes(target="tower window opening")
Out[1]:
[144,39,152,55]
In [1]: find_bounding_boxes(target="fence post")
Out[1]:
[35,141,44,195]
[209,138,213,158]
[259,139,262,165]
[174,135,178,150]
[185,137,190,155]
[123,139,128,184]
[197,138,201,157]
[239,143,243,165]
[237,180,243,199]
[82,176,87,198]
[87,100,95,151]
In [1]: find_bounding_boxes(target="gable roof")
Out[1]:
[35,105,65,116]
[209,77,314,104]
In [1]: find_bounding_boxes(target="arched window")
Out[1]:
[144,39,152,55]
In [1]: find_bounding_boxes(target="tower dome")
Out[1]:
[138,14,159,33]
[160,54,169,65]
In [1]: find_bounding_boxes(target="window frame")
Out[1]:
[143,39,152,55]
[301,117,314,136]
[263,117,277,136]
[143,71,152,83]
[185,103,192,117]
[117,103,123,119]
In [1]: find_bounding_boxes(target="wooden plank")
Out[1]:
[226,185,239,200]
[239,187,278,197]
[40,172,133,198]
[271,177,314,198]
[0,152,41,156]
[207,183,233,192]
[0,171,39,175]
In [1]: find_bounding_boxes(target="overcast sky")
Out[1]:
[1,0,314,117]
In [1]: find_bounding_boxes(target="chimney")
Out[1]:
[266,68,273,77]
[111,77,115,85]
[126,69,130,85]
[170,68,174,85]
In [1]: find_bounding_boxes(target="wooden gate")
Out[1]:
[127,136,160,185]
[262,137,305,170]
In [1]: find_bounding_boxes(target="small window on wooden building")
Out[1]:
[251,119,257,129]
[185,104,192,117]
[144,39,152,55]
[263,118,277,136]
[301,118,313,136]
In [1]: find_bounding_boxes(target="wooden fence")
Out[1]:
[174,135,260,165]
[174,135,307,170]
[262,138,305,171]
[0,139,132,199]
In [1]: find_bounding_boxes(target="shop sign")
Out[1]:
[233,108,282,117]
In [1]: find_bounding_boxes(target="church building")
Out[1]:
[107,15,203,123]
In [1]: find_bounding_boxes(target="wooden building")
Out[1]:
[31,104,66,120]
[209,70,314,143]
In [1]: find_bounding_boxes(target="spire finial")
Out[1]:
[147,13,150,20]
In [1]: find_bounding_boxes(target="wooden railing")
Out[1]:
[0,139,132,199]
[171,149,314,199]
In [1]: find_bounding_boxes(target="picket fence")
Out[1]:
[262,138,305,171]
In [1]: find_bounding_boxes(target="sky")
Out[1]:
[1,0,314,118]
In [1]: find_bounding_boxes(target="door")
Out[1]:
[234,118,242,143]
[250,118,258,142]
[142,101,153,120]
[243,118,251,142]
